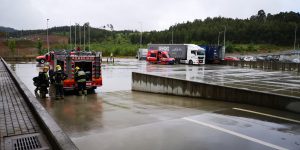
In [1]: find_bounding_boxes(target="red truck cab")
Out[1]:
[146,50,175,65]
[36,52,52,64]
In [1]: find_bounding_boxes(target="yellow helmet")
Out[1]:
[56,65,61,70]
[43,66,49,71]
[75,66,80,70]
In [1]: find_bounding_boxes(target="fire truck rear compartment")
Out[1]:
[75,61,93,81]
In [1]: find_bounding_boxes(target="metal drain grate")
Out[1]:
[4,133,49,150]
[13,135,41,150]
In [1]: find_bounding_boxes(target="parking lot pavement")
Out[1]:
[9,59,300,150]
[72,91,300,150]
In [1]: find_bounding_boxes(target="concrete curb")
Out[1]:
[132,72,300,114]
[1,58,78,150]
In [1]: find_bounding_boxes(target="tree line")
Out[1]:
[1,10,299,49]
[129,10,300,47]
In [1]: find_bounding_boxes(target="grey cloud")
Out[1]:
[0,0,299,31]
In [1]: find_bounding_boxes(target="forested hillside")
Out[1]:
[132,10,300,46]
[1,10,299,56]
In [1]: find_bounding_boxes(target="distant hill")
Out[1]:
[1,10,299,54]
[0,26,17,32]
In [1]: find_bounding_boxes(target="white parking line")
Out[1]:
[183,117,288,150]
[233,108,300,124]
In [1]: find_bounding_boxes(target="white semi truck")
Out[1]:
[148,44,205,65]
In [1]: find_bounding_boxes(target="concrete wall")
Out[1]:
[132,72,300,113]
[223,61,300,72]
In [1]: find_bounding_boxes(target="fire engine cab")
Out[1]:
[48,50,102,92]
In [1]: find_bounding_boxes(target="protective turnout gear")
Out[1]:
[38,70,49,98]
[53,69,67,99]
[33,76,40,93]
[75,69,87,96]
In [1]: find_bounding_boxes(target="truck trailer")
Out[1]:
[148,44,205,65]
[200,45,225,64]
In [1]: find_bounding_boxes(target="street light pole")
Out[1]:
[139,22,143,48]
[88,24,90,51]
[171,26,174,44]
[79,23,81,49]
[224,26,226,52]
[84,24,86,51]
[69,21,72,49]
[294,25,297,50]
[218,31,222,46]
[46,19,49,53]
[74,23,77,49]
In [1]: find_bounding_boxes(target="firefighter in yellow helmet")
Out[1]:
[35,66,49,98]
[74,66,87,96]
[75,66,80,74]
[52,65,67,99]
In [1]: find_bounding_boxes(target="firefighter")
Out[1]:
[53,65,67,99]
[75,67,87,96]
[38,66,50,98]
[75,66,80,74]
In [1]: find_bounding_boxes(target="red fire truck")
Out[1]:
[47,50,102,92]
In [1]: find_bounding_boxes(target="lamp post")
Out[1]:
[84,23,86,51]
[139,22,143,48]
[218,31,223,46]
[46,19,49,53]
[224,26,226,52]
[294,25,297,50]
[69,21,72,49]
[74,23,77,48]
[171,26,174,44]
[79,23,81,49]
[88,24,90,51]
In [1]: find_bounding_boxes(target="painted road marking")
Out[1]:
[183,117,288,150]
[233,107,300,124]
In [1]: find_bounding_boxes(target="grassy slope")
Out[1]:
[1,34,295,57]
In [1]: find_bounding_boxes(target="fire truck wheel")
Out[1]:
[189,60,193,65]
[40,59,45,64]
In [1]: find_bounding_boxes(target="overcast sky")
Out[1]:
[0,0,299,31]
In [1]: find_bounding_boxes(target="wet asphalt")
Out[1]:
[8,59,300,150]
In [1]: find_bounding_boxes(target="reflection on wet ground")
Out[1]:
[141,65,300,97]
[8,59,300,150]
[9,59,300,97]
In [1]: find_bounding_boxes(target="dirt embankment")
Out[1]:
[0,35,68,58]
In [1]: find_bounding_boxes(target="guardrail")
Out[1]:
[0,57,78,150]
[222,61,300,72]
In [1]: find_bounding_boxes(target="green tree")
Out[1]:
[36,38,43,55]
[8,39,16,56]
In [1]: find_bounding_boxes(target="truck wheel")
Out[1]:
[40,59,45,64]
[189,60,193,65]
